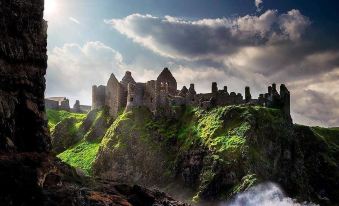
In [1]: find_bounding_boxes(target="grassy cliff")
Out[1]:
[47,106,339,205]
[46,108,112,175]
[46,109,86,134]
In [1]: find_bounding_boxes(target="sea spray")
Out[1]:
[222,182,318,206]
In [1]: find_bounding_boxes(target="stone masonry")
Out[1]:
[92,68,291,118]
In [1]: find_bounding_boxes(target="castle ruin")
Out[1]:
[92,68,290,117]
[45,97,91,113]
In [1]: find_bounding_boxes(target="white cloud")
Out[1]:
[69,17,80,24]
[278,10,311,41]
[46,41,126,105]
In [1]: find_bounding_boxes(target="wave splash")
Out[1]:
[223,182,318,206]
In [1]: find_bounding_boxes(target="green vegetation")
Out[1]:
[229,174,258,197]
[47,105,339,204]
[46,109,86,133]
[311,126,339,167]
[57,140,101,175]
[47,108,110,176]
[312,126,339,150]
[100,110,131,149]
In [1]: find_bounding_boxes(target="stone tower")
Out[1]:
[245,86,251,103]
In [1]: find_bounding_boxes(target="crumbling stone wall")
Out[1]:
[93,67,291,119]
[105,73,131,118]
[92,85,106,110]
[0,0,50,152]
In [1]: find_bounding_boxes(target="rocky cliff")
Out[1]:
[0,0,50,152]
[91,106,338,205]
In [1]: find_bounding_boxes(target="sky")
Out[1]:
[44,0,339,127]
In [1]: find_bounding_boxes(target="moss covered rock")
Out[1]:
[47,109,86,153]
[92,105,338,205]
[93,108,174,186]
[47,108,113,175]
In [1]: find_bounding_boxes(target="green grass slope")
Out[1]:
[52,108,112,175]
[57,140,101,175]
[46,109,86,133]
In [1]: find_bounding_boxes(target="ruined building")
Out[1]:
[45,97,91,113]
[92,68,290,118]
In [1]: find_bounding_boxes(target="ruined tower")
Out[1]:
[245,86,252,103]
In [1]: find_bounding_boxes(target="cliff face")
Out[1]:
[92,106,339,205]
[0,0,50,152]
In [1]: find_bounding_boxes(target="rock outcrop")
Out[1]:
[0,153,189,206]
[0,0,50,152]
[93,106,339,205]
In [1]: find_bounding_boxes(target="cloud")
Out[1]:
[255,0,263,11]
[46,41,126,105]
[69,17,80,24]
[289,68,339,126]
[106,10,310,60]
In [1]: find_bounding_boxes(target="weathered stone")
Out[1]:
[91,67,291,119]
[0,0,50,152]
[73,100,81,113]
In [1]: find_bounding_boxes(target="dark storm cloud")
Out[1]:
[294,89,339,126]
[106,10,310,59]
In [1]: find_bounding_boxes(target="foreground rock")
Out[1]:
[0,0,50,153]
[0,152,188,206]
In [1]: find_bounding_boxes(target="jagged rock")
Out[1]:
[0,153,189,206]
[51,117,82,153]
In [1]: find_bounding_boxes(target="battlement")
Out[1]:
[92,68,291,118]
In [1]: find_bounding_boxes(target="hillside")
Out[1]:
[47,108,112,174]
[48,106,339,205]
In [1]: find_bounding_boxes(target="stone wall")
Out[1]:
[92,85,106,110]
[0,0,50,152]
[45,99,59,110]
[105,74,122,118]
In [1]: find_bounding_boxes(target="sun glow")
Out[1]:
[44,0,58,19]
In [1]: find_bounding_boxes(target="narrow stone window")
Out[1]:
[130,97,134,102]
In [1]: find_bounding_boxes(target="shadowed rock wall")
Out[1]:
[0,0,50,152]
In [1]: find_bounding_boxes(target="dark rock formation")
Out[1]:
[0,0,50,152]
[0,153,189,206]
